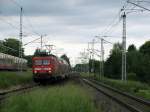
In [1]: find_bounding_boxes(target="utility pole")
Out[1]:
[19,7,23,72]
[122,12,127,81]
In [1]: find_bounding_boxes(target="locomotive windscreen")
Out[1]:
[34,60,50,65]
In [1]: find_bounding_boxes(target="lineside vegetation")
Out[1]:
[81,73,150,100]
[1,82,97,112]
[0,70,32,89]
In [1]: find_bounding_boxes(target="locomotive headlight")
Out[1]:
[34,71,37,74]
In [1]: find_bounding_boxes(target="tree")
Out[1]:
[104,43,122,79]
[127,44,138,75]
[24,55,33,67]
[137,54,150,83]
[138,41,150,82]
[139,41,150,56]
[0,38,24,57]
[61,54,71,68]
[0,40,5,53]
[128,44,137,52]
[127,46,141,80]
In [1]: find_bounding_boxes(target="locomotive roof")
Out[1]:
[33,54,58,58]
[33,54,69,64]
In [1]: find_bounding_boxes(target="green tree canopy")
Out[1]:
[0,38,24,57]
[105,43,122,79]
[139,41,150,56]
[128,44,137,52]
[61,54,71,68]
[24,55,33,67]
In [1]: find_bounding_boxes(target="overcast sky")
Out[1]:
[0,0,150,66]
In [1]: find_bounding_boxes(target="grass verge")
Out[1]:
[0,70,33,89]
[1,82,97,112]
[81,73,150,100]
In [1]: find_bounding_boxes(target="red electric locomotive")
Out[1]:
[32,54,69,82]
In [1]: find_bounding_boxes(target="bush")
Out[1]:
[127,73,138,81]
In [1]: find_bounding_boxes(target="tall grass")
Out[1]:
[1,83,97,112]
[81,73,150,100]
[101,78,150,99]
[0,70,32,89]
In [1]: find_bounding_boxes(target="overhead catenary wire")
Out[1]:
[127,0,150,11]
[0,14,40,37]
[8,0,22,8]
[0,0,40,37]
[100,0,129,36]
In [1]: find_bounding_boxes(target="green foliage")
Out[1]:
[0,40,5,53]
[74,63,88,72]
[75,41,150,83]
[0,71,32,89]
[136,54,150,83]
[89,59,100,73]
[104,41,150,83]
[1,83,97,112]
[128,44,137,52]
[126,50,142,80]
[136,41,150,83]
[100,78,150,100]
[127,73,138,81]
[136,90,150,99]
[61,54,71,68]
[74,59,100,73]
[0,38,24,57]
[104,43,122,79]
[24,55,33,67]
[140,41,150,56]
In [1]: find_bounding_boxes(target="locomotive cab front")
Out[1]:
[32,57,55,81]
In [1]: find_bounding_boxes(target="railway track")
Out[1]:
[82,78,150,112]
[0,83,39,101]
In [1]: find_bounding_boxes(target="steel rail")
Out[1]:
[90,79,150,106]
[0,83,38,101]
[82,78,150,112]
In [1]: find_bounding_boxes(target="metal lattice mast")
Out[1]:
[19,7,23,71]
[122,12,127,81]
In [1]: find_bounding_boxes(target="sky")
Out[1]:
[0,0,150,66]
